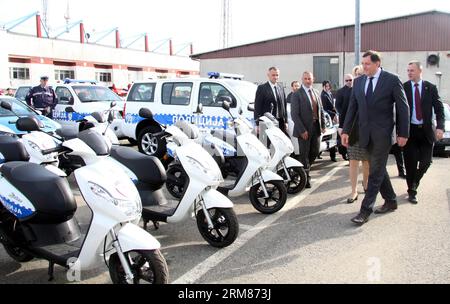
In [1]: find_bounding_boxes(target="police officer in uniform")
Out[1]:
[25,76,57,118]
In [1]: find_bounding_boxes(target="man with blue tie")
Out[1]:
[403,61,445,204]
[341,50,410,225]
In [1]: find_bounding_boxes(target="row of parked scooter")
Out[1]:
[0,100,307,284]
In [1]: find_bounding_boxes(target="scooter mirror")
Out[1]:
[16,116,43,132]
[139,108,153,119]
[238,107,243,115]
[222,101,231,111]
[247,103,255,112]
[110,101,117,108]
[0,101,12,111]
[65,106,75,113]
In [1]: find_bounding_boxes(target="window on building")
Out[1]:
[199,83,236,107]
[313,56,340,89]
[9,67,30,80]
[127,83,156,102]
[55,69,75,81]
[162,83,192,106]
[95,72,112,83]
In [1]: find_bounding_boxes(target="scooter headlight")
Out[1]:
[245,142,270,164]
[186,156,212,175]
[88,182,141,218]
[271,134,294,153]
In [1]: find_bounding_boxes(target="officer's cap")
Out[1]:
[40,76,49,80]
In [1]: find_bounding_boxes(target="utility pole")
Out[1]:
[42,0,49,33]
[355,0,361,66]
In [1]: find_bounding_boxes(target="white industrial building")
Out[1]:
[0,22,199,90]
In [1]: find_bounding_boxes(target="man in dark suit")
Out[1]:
[254,67,288,134]
[341,50,410,225]
[291,71,326,188]
[403,61,445,204]
[320,80,338,162]
[321,80,337,120]
[286,81,300,104]
[335,74,354,161]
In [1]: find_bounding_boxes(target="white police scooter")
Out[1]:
[210,101,288,214]
[113,108,239,248]
[257,113,307,194]
[0,103,168,284]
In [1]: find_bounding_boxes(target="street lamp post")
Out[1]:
[355,0,361,66]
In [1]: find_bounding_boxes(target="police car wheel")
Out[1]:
[137,126,166,157]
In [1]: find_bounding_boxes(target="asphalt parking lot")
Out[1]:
[1,152,449,284]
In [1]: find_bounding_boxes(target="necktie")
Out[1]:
[274,85,282,118]
[309,89,319,120]
[366,77,374,103]
[414,83,422,121]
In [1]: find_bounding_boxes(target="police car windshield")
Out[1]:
[0,98,35,117]
[223,80,257,104]
[73,86,122,103]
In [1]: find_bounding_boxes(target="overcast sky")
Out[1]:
[1,0,449,56]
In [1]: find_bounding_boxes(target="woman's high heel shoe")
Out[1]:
[347,194,358,204]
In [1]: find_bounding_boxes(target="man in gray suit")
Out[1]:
[342,50,410,225]
[291,71,326,188]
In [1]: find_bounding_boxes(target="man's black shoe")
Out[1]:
[408,195,418,204]
[351,212,370,225]
[374,201,398,214]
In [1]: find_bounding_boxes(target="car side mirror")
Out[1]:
[139,107,153,119]
[0,101,12,111]
[247,103,255,112]
[110,101,117,108]
[16,116,42,132]
[194,103,203,114]
[65,106,75,113]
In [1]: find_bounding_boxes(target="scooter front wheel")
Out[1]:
[165,164,187,199]
[196,208,239,248]
[249,180,287,214]
[108,249,169,284]
[277,166,307,194]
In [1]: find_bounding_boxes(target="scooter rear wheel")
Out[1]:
[3,244,34,262]
[108,249,169,284]
[277,166,307,194]
[196,208,239,248]
[249,180,287,214]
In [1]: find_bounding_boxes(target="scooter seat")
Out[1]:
[0,162,77,223]
[110,146,166,190]
[56,127,78,140]
[0,135,30,162]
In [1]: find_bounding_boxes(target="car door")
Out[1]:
[197,82,237,132]
[158,81,195,127]
[53,86,77,131]
[123,82,157,139]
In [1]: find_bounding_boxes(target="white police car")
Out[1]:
[51,79,125,137]
[122,76,337,157]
